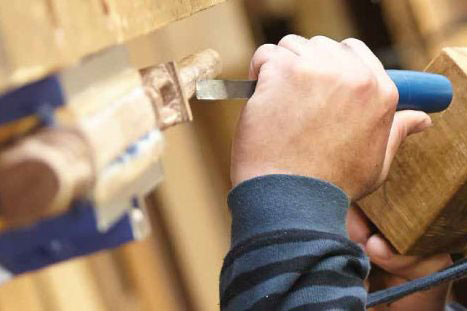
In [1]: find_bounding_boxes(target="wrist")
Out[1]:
[228,174,351,247]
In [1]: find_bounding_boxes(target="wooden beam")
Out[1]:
[409,0,467,53]
[33,259,108,311]
[87,253,136,311]
[359,48,467,255]
[0,275,45,311]
[153,126,230,310]
[380,0,430,69]
[294,0,357,41]
[0,0,227,93]
[115,238,186,311]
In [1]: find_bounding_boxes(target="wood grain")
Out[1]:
[0,2,251,311]
[0,0,227,93]
[33,259,108,311]
[0,275,45,311]
[359,48,467,255]
[294,0,357,41]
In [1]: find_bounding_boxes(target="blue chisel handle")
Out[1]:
[387,70,453,113]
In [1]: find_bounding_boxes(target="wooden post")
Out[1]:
[359,48,467,255]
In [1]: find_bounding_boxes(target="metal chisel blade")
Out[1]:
[196,80,257,100]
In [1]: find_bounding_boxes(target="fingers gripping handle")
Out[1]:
[387,70,453,113]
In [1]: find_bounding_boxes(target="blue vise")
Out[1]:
[0,76,143,281]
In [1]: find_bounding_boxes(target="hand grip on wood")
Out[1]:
[0,49,222,229]
[359,48,466,255]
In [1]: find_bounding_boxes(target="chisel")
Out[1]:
[196,70,453,113]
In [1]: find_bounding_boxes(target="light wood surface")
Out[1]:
[0,2,253,311]
[0,275,45,311]
[360,48,467,255]
[0,0,227,93]
[33,259,108,311]
[294,0,357,41]
[129,3,255,308]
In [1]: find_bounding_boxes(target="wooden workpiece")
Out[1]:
[0,0,227,93]
[359,48,467,255]
[0,49,222,229]
[141,49,222,130]
[128,4,254,309]
[0,2,248,311]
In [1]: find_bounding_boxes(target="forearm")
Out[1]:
[220,175,370,311]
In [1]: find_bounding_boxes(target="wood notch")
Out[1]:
[141,49,222,130]
[0,48,222,230]
[359,47,467,255]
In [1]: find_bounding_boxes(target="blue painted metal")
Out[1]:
[387,70,453,113]
[0,200,135,275]
[0,76,64,126]
[0,74,141,277]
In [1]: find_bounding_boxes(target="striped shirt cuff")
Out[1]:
[228,174,350,247]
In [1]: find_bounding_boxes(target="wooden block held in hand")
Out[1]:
[359,48,467,255]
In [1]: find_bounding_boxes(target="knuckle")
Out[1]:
[292,62,339,83]
[309,35,331,45]
[251,44,279,71]
[382,82,399,109]
[290,61,317,79]
[346,70,377,93]
[254,44,277,59]
[289,61,310,78]
[341,37,365,48]
[278,34,300,47]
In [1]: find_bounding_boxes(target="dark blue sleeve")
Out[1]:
[220,174,370,310]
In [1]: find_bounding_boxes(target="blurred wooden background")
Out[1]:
[1,1,467,310]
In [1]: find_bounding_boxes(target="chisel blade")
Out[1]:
[196,80,257,100]
[196,71,453,113]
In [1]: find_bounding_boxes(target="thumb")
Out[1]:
[379,110,432,183]
[366,234,452,281]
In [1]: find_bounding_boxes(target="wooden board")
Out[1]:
[294,0,357,41]
[0,275,45,311]
[153,125,230,311]
[359,48,467,255]
[0,0,226,93]
[33,259,108,311]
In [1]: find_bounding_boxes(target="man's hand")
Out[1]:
[348,206,453,311]
[231,35,431,200]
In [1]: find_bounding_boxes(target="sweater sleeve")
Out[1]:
[220,174,370,311]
